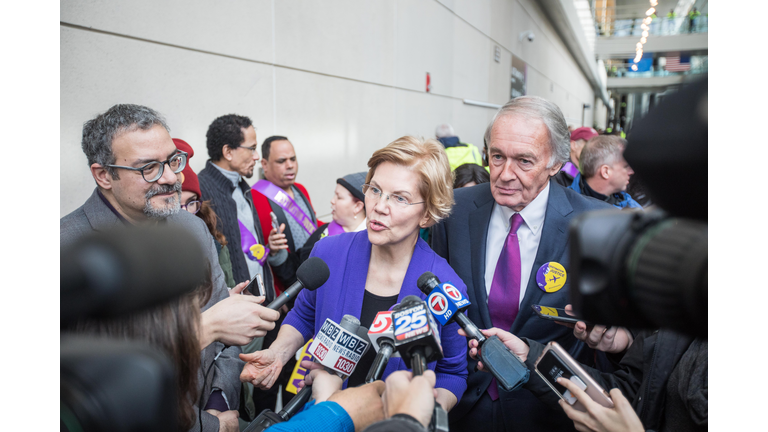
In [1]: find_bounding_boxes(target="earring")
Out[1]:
[354,214,357,219]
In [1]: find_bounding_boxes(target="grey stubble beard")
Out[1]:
[144,181,182,219]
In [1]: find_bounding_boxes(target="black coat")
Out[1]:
[198,161,275,302]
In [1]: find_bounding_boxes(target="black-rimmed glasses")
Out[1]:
[107,151,187,183]
[181,200,202,214]
[362,184,425,208]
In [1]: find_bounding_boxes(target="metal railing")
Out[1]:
[596,16,708,37]
[606,64,708,78]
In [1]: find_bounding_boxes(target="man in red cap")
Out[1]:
[553,126,598,187]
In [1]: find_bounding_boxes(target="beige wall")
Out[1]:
[61,0,596,218]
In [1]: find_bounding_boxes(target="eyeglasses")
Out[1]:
[362,184,425,208]
[237,145,258,155]
[181,200,201,214]
[107,152,187,183]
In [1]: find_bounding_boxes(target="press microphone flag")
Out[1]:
[308,316,370,378]
[417,271,529,392]
[365,311,400,383]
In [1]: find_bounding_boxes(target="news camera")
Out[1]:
[569,77,707,338]
[61,226,208,432]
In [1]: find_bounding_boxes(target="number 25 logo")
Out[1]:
[395,310,427,335]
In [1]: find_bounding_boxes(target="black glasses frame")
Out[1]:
[106,151,188,183]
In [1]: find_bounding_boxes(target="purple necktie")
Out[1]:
[486,213,524,401]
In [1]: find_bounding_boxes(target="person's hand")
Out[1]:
[459,327,530,369]
[295,362,343,402]
[201,295,280,347]
[206,409,239,432]
[268,223,287,255]
[381,370,438,428]
[557,377,644,432]
[239,349,286,389]
[328,380,386,432]
[229,280,250,296]
[560,305,633,354]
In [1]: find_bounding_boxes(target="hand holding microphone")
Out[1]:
[418,271,530,392]
[240,257,330,388]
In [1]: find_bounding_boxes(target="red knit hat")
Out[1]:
[173,138,202,199]
[570,127,599,142]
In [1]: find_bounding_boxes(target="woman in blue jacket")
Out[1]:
[240,136,468,411]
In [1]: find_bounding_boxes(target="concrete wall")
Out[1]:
[61,0,596,218]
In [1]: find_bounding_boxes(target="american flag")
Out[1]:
[665,53,691,72]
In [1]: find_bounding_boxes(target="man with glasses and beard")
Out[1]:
[60,104,280,431]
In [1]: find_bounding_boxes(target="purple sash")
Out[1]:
[326,221,345,236]
[561,161,580,178]
[239,220,268,265]
[253,180,316,236]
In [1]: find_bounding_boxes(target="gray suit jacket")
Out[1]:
[61,189,244,431]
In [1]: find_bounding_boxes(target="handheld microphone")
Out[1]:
[392,295,443,375]
[266,257,330,310]
[365,311,401,383]
[392,295,448,432]
[417,271,530,392]
[243,315,369,432]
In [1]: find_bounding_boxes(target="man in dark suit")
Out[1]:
[431,96,613,431]
[60,104,280,431]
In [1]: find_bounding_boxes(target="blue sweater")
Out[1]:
[283,230,469,401]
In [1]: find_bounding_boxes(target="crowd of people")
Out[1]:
[60,94,706,432]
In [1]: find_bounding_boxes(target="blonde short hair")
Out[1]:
[366,136,454,227]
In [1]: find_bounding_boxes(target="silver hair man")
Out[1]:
[483,96,570,169]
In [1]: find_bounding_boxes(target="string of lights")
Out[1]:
[631,0,658,71]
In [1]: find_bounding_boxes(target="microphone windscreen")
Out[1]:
[416,271,440,294]
[295,257,330,291]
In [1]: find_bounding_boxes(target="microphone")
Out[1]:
[266,257,330,310]
[243,315,369,432]
[417,271,529,392]
[392,295,443,376]
[392,295,448,432]
[365,311,401,383]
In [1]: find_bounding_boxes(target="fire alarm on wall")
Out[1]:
[426,72,431,93]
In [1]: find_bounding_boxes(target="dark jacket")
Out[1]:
[198,160,275,302]
[431,180,613,430]
[569,173,642,209]
[523,330,704,431]
[270,223,329,286]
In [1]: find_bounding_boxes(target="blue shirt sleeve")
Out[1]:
[265,401,354,432]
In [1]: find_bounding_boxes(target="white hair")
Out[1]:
[435,124,455,138]
[483,96,570,168]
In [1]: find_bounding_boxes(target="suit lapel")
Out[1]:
[83,189,124,232]
[468,187,495,329]
[512,181,574,333]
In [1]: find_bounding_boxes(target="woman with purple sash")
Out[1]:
[266,171,368,287]
[241,137,469,412]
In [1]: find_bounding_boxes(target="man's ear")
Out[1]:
[261,157,268,169]
[600,164,611,180]
[222,145,233,161]
[91,164,114,190]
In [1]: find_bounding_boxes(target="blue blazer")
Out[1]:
[431,179,613,430]
[283,230,468,401]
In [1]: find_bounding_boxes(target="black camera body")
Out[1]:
[569,78,708,338]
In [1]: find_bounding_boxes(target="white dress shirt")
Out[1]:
[484,182,550,304]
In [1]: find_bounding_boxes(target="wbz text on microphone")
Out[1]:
[308,318,370,376]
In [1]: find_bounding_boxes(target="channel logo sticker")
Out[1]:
[429,292,449,315]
